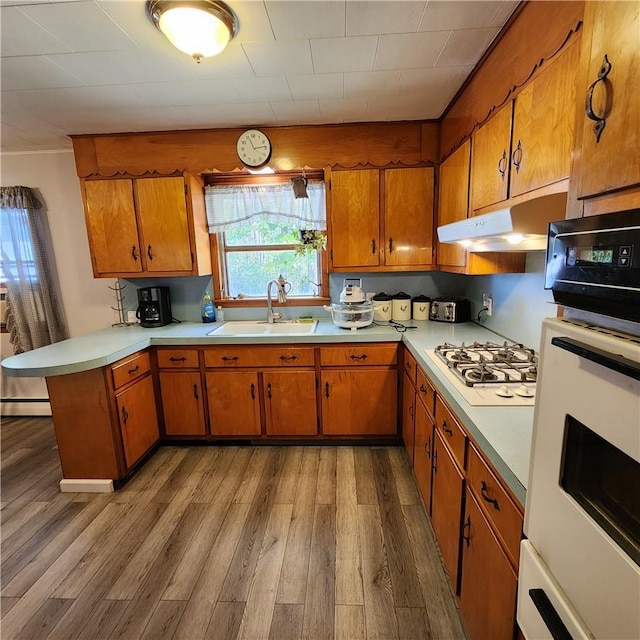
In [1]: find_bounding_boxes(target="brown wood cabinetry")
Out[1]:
[329,168,435,272]
[459,487,519,640]
[156,349,205,437]
[413,392,434,515]
[567,1,640,217]
[320,344,398,436]
[81,173,210,278]
[470,39,579,213]
[204,345,317,437]
[401,348,417,463]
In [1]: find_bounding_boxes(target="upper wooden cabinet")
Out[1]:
[470,39,580,213]
[81,172,211,278]
[329,167,435,272]
[567,1,640,217]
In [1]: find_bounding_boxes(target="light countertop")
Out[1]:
[2,319,534,506]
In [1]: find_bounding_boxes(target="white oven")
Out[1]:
[518,211,640,639]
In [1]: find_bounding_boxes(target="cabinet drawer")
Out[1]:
[157,349,200,369]
[467,444,523,567]
[111,352,150,390]
[416,367,436,418]
[434,396,467,470]
[402,348,417,385]
[319,344,398,366]
[204,345,315,368]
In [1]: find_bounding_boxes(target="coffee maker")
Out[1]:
[136,287,172,328]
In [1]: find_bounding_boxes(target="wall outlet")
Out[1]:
[482,293,493,317]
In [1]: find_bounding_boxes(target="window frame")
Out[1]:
[206,172,330,307]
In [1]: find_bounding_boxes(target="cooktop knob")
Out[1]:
[516,385,534,397]
[496,385,513,397]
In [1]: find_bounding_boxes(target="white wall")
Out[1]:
[1,150,116,414]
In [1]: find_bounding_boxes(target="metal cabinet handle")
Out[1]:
[127,365,139,375]
[409,404,414,418]
[424,436,431,458]
[480,480,500,510]
[419,384,428,394]
[279,355,297,361]
[349,354,368,361]
[441,420,453,436]
[267,382,272,399]
[121,406,129,425]
[388,237,394,253]
[221,355,239,362]
[169,356,187,362]
[462,515,471,548]
[324,382,330,398]
[432,448,438,472]
[250,383,255,400]
[585,54,612,143]
[131,245,138,261]
[497,150,507,180]
[193,384,199,400]
[371,238,376,254]
[511,140,522,174]
[147,244,154,260]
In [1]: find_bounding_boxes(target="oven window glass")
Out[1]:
[561,415,640,566]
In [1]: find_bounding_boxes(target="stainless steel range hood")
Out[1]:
[437,193,567,252]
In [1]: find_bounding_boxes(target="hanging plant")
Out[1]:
[295,229,327,255]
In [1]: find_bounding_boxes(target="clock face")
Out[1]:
[236,129,272,167]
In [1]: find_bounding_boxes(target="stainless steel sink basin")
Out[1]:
[207,320,318,336]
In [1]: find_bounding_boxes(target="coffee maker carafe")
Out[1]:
[136,287,172,328]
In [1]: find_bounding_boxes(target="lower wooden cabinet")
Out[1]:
[263,370,317,436]
[460,487,518,640]
[206,371,261,436]
[158,371,206,436]
[402,370,416,463]
[116,375,160,468]
[321,368,397,435]
[430,429,465,586]
[413,395,434,514]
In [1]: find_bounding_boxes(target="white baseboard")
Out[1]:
[59,479,114,493]
[1,400,51,417]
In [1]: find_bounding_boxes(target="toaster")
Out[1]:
[429,297,471,323]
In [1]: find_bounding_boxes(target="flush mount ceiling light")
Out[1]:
[146,0,238,63]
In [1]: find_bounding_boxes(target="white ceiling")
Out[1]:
[0,0,519,153]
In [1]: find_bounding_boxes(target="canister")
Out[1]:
[412,295,431,320]
[391,292,411,322]
[372,292,392,322]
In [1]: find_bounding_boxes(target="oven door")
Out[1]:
[522,318,640,639]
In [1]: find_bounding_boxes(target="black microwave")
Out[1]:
[545,210,640,323]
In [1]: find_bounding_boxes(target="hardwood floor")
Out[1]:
[1,417,467,639]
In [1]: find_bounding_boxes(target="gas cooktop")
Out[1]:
[425,340,538,406]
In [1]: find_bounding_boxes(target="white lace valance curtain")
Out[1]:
[205,181,326,232]
[1,186,68,354]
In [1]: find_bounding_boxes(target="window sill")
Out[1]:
[215,297,330,308]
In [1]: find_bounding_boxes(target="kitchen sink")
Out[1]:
[207,320,318,336]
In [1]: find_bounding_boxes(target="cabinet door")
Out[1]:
[330,170,380,268]
[438,141,471,268]
[401,372,416,464]
[414,397,434,514]
[460,488,518,640]
[83,179,142,275]
[159,371,206,436]
[263,370,317,436]
[135,177,193,273]
[116,375,159,469]
[431,430,464,587]
[206,371,261,436]
[575,1,640,200]
[384,167,434,267]
[510,39,579,197]
[321,369,397,435]
[470,104,513,211]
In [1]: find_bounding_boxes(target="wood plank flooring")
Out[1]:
[1,417,467,639]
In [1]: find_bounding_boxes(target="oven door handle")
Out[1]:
[528,588,574,640]
[551,337,640,381]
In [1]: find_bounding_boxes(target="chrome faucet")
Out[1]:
[266,274,288,323]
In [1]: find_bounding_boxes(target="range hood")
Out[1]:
[437,193,568,252]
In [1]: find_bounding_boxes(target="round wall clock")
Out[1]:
[236,129,272,167]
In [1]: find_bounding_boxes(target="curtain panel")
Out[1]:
[0,186,68,354]
[205,181,326,232]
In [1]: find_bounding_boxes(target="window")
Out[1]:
[205,177,328,303]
